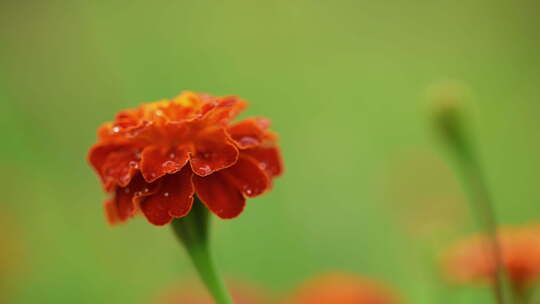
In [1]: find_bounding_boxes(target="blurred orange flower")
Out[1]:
[88,91,283,225]
[283,273,402,304]
[443,224,540,291]
[154,279,270,304]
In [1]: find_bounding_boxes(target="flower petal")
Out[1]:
[171,91,207,120]
[104,174,160,225]
[190,128,239,176]
[227,118,270,149]
[116,186,137,221]
[104,198,120,225]
[99,149,140,191]
[141,167,195,225]
[88,143,118,175]
[140,145,190,183]
[244,146,284,178]
[193,172,245,219]
[202,96,247,125]
[105,185,137,225]
[222,156,270,197]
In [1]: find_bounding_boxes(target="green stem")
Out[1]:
[434,103,507,304]
[171,197,234,304]
[511,283,530,304]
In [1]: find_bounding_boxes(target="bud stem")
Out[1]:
[434,104,508,304]
[171,197,234,304]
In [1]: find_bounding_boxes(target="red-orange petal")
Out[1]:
[104,174,161,225]
[227,118,270,149]
[244,146,284,178]
[141,167,195,225]
[107,183,143,224]
[202,96,248,125]
[140,145,190,183]
[104,198,120,225]
[100,149,140,191]
[193,172,245,219]
[222,156,270,197]
[190,128,239,176]
[88,143,118,175]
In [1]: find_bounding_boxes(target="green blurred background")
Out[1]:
[1,0,540,303]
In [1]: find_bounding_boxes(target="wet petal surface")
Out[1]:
[190,128,238,176]
[140,144,189,182]
[141,168,195,225]
[193,172,245,219]
[223,156,270,197]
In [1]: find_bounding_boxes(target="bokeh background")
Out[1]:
[1,1,540,303]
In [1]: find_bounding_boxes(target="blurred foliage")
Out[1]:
[1,0,540,303]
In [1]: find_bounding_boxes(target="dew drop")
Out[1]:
[169,153,175,159]
[112,126,121,133]
[143,188,149,193]
[163,192,169,197]
[239,137,258,146]
[197,166,211,175]
[162,160,176,168]
[245,189,253,195]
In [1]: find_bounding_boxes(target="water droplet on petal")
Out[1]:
[245,189,253,195]
[169,153,175,159]
[239,136,258,146]
[162,160,177,168]
[112,126,121,133]
[197,165,211,175]
[143,188,149,193]
[163,192,169,197]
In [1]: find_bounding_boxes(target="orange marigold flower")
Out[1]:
[443,224,540,290]
[88,91,283,225]
[283,273,402,304]
[154,279,270,304]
